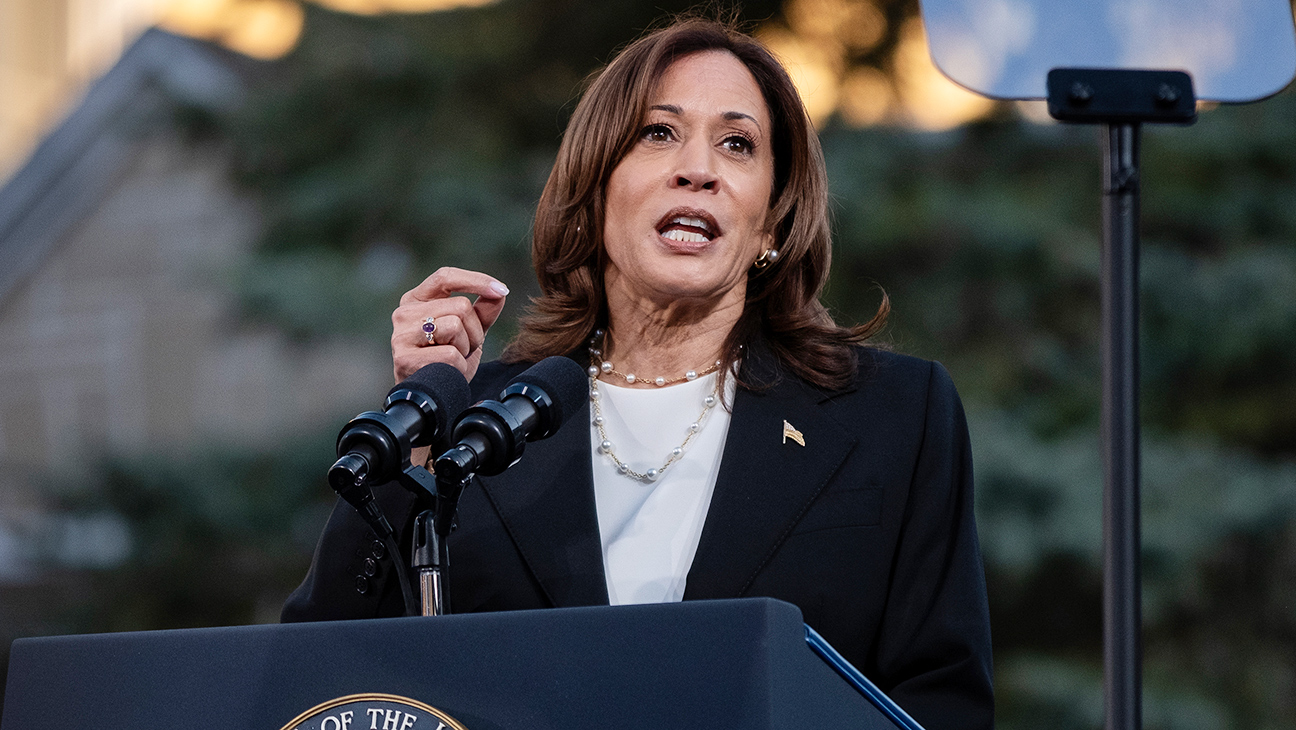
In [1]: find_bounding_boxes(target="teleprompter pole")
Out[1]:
[1102,122,1141,730]
[1047,69,1195,730]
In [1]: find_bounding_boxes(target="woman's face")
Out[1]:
[601,50,775,314]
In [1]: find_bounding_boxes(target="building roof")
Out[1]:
[0,28,245,308]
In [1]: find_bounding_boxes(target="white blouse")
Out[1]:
[589,371,735,605]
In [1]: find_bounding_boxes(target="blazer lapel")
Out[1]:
[684,355,859,600]
[475,398,610,607]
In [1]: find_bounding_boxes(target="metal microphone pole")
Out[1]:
[407,471,472,616]
[412,509,448,616]
[397,464,466,617]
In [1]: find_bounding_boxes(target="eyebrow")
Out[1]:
[650,104,762,130]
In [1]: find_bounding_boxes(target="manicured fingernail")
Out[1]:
[489,281,510,296]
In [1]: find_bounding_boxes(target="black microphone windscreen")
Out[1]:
[506,356,588,428]
[390,362,472,437]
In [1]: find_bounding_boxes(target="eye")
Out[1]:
[641,123,675,143]
[722,134,754,155]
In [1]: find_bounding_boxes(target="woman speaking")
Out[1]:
[285,17,993,729]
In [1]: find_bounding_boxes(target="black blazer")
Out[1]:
[284,346,993,729]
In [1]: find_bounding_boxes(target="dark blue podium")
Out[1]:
[3,598,919,729]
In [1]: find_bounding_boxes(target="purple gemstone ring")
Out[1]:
[421,317,436,344]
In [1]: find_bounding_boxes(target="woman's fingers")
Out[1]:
[391,267,509,383]
[391,306,472,382]
[392,338,469,384]
[473,284,509,331]
[400,268,507,353]
[394,297,481,356]
[402,267,510,307]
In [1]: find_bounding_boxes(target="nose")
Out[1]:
[671,138,719,192]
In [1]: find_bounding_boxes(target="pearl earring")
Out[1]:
[753,248,780,269]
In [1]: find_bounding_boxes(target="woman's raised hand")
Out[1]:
[391,267,509,384]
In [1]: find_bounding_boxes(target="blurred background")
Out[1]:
[1,0,1294,727]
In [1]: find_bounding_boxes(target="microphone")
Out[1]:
[328,363,471,532]
[434,356,587,482]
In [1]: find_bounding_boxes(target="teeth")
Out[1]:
[662,229,708,243]
[672,216,710,231]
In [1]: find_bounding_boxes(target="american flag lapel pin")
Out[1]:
[782,419,805,446]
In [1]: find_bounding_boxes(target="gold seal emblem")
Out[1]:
[278,693,469,730]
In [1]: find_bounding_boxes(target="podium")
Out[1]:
[2,598,918,730]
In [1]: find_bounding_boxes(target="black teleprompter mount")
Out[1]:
[1047,68,1196,730]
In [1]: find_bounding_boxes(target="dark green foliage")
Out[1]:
[51,438,337,630]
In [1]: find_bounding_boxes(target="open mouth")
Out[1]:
[656,209,721,243]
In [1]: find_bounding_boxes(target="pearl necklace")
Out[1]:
[586,329,721,483]
[585,330,722,386]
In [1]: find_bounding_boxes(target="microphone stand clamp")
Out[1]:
[398,463,470,617]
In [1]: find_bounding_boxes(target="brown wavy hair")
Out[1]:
[502,16,888,392]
